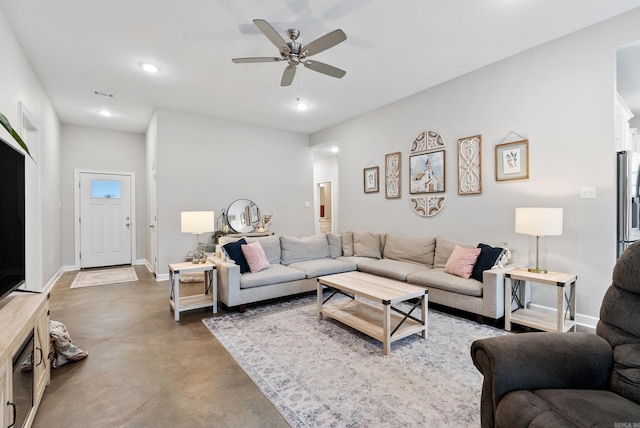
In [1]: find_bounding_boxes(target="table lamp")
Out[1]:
[515,207,563,274]
[181,211,215,263]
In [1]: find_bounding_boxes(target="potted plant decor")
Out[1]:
[0,112,34,161]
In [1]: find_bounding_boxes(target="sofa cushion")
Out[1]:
[280,235,330,265]
[353,231,382,259]
[247,235,281,264]
[495,388,640,428]
[337,255,378,267]
[239,264,306,289]
[434,236,476,269]
[326,233,342,258]
[341,231,354,256]
[241,241,270,273]
[223,238,250,274]
[531,389,640,427]
[444,245,481,279]
[406,268,482,297]
[288,258,357,278]
[470,243,506,282]
[358,259,429,282]
[611,343,640,404]
[383,233,436,267]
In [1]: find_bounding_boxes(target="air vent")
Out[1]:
[93,90,114,98]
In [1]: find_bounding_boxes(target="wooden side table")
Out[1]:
[505,268,577,332]
[169,261,217,321]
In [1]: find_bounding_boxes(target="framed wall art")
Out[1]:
[410,150,445,194]
[457,135,482,194]
[363,166,379,193]
[384,152,401,199]
[495,139,529,181]
[410,130,446,154]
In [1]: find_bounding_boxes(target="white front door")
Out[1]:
[79,173,132,268]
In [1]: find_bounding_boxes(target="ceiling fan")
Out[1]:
[232,19,347,86]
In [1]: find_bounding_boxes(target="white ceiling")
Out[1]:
[2,0,640,135]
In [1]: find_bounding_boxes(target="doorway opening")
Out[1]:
[317,181,333,234]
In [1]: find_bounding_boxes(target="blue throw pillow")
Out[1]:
[223,238,250,274]
[471,243,505,282]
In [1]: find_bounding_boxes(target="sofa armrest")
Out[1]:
[471,332,612,428]
[208,256,241,307]
[480,263,523,319]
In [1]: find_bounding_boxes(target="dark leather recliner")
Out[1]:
[471,241,640,427]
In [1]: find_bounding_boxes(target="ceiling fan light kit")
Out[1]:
[232,19,347,87]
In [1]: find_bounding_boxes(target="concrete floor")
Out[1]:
[32,265,289,428]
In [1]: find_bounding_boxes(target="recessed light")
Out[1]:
[141,63,158,73]
[296,98,308,111]
[98,110,112,117]
[331,147,339,153]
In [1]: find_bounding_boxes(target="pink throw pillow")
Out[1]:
[241,241,270,273]
[444,245,481,279]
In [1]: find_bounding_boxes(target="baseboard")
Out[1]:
[43,266,64,293]
[529,303,598,331]
[156,273,169,282]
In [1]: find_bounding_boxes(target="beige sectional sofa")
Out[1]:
[210,232,515,319]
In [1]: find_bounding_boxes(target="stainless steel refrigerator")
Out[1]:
[617,150,640,258]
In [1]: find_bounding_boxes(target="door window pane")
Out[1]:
[91,180,121,199]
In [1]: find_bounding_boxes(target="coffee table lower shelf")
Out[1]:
[320,299,426,353]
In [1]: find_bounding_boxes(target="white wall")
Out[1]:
[151,108,313,276]
[0,8,62,291]
[60,124,146,267]
[310,9,640,325]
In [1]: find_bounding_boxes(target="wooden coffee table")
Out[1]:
[317,271,428,355]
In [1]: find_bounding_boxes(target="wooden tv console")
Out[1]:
[0,291,50,428]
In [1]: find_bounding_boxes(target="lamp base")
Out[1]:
[527,267,548,274]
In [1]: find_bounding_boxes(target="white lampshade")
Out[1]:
[515,208,563,236]
[181,211,215,234]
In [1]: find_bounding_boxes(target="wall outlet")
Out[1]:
[580,187,597,199]
[304,201,310,208]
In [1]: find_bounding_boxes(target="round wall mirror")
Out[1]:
[226,199,260,233]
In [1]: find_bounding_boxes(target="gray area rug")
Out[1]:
[70,267,138,288]
[203,295,508,427]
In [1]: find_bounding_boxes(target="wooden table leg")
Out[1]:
[317,280,323,320]
[383,302,391,355]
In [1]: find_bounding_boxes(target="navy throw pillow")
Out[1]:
[471,243,505,282]
[223,238,250,274]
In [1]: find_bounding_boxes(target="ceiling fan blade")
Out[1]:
[281,65,297,86]
[232,57,283,63]
[303,60,346,79]
[253,19,290,54]
[303,29,347,57]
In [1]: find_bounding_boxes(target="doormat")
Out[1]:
[70,267,138,289]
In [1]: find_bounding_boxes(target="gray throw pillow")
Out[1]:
[280,235,330,265]
[353,231,382,259]
[326,233,342,258]
[341,231,354,257]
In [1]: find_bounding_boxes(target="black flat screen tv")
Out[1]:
[0,136,26,301]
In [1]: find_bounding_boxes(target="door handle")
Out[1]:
[149,224,156,229]
[125,223,130,227]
